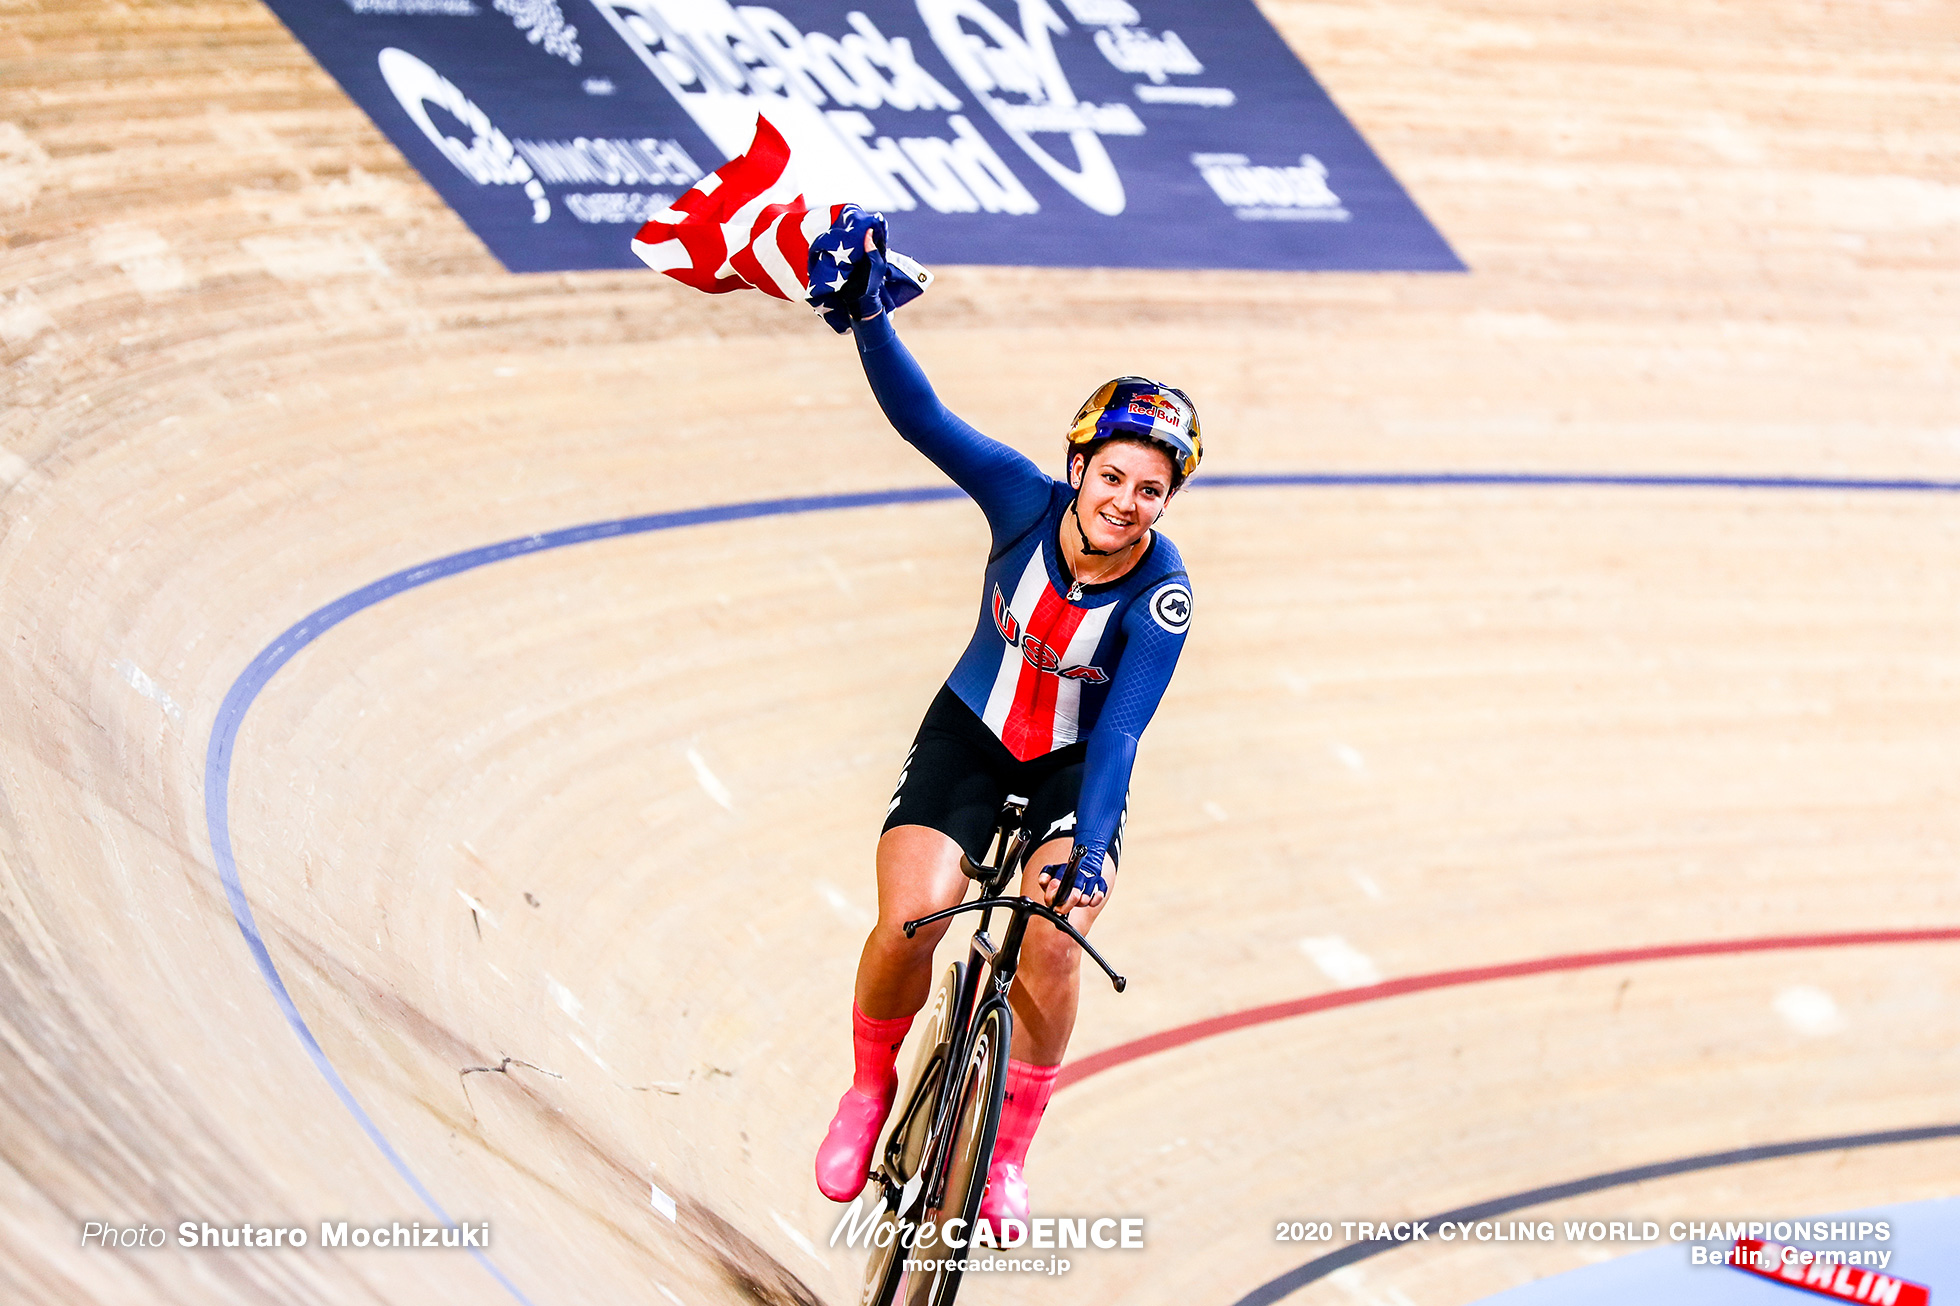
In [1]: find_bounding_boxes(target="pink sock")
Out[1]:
[992,1059,1060,1169]
[851,1003,915,1098]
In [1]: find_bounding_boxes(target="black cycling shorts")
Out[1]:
[882,685,1124,874]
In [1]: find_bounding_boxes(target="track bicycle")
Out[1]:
[856,796,1127,1306]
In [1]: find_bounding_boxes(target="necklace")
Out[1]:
[1065,537,1138,600]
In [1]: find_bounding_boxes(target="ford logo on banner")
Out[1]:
[262,0,1464,274]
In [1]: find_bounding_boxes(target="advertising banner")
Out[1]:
[260,0,1464,273]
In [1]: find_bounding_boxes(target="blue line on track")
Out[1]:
[202,489,958,1303]
[199,474,1960,1304]
[1233,1123,1960,1306]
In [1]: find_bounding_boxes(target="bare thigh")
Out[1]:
[875,824,972,933]
[853,825,975,1018]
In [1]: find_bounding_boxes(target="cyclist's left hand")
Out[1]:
[1037,851,1108,914]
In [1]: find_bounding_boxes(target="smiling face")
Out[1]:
[1069,438,1178,554]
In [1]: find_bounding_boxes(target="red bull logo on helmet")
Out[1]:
[1126,393,1181,426]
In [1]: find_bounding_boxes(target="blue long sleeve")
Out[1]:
[1072,580,1190,866]
[852,313,1054,549]
[853,313,1193,880]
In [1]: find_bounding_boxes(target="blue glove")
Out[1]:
[1038,846,1108,909]
[807,204,930,334]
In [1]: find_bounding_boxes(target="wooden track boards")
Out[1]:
[2,1,1956,1303]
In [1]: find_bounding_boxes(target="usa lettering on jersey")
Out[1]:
[982,554,1119,761]
[992,585,1109,683]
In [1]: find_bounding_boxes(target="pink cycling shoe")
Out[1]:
[978,1159,1029,1227]
[816,1084,895,1202]
[975,1058,1052,1228]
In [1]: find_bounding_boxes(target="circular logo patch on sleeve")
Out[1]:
[1148,582,1192,634]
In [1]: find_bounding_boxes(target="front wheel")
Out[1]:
[903,1002,1010,1306]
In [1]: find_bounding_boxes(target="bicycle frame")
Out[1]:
[891,797,1127,1213]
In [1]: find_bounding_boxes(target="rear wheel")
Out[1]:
[858,963,965,1306]
[901,1002,1010,1306]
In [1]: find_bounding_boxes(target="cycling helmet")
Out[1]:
[1065,377,1202,486]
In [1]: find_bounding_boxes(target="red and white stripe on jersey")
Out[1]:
[630,115,840,300]
[982,551,1118,761]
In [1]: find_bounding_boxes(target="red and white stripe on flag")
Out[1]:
[630,115,841,302]
[1730,1239,1927,1306]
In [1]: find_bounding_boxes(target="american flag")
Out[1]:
[630,116,930,325]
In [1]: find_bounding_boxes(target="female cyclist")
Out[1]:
[813,246,1200,1228]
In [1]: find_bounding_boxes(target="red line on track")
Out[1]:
[1057,927,1960,1089]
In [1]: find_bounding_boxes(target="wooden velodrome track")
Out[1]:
[3,0,1958,1303]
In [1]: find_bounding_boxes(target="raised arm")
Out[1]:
[851,313,1054,544]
